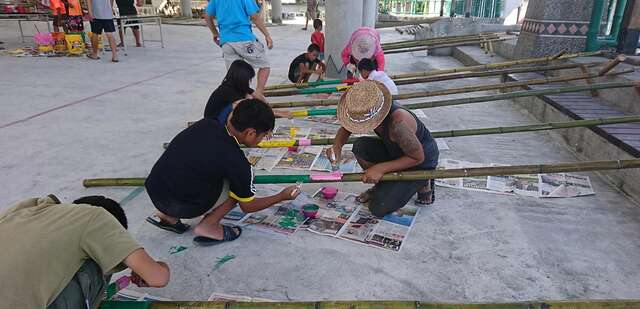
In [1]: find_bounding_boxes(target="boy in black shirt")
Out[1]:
[288,43,325,83]
[145,99,301,246]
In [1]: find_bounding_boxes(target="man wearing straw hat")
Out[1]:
[327,81,439,217]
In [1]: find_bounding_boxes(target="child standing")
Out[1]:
[65,0,85,33]
[311,18,324,60]
[50,0,67,32]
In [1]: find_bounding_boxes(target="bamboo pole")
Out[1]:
[382,34,502,50]
[385,38,508,55]
[262,51,603,92]
[381,32,500,48]
[82,158,640,187]
[599,54,627,76]
[167,115,640,150]
[100,300,640,309]
[389,51,604,80]
[268,69,633,108]
[281,81,638,118]
[551,49,569,59]
[245,115,640,148]
[266,61,609,99]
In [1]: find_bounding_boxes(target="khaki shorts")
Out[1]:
[222,40,270,69]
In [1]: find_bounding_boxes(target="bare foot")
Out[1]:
[136,43,142,47]
[356,187,375,204]
[194,223,225,240]
[154,211,178,225]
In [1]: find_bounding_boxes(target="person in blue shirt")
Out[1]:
[204,0,273,102]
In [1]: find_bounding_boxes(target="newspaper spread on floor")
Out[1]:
[225,186,419,252]
[437,158,595,198]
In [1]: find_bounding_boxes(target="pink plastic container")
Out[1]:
[320,186,338,199]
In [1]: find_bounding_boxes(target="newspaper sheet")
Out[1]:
[305,115,340,125]
[308,127,338,140]
[272,125,311,140]
[299,189,360,236]
[436,139,450,151]
[243,148,287,171]
[539,173,595,198]
[275,146,322,170]
[238,202,308,235]
[311,145,362,173]
[434,158,464,189]
[339,203,418,252]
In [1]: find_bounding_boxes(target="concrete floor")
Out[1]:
[2,21,640,302]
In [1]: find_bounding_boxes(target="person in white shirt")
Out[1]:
[357,58,398,95]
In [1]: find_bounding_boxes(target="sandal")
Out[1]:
[87,54,100,60]
[146,215,190,234]
[111,59,119,63]
[416,179,436,205]
[193,225,242,247]
[356,187,376,204]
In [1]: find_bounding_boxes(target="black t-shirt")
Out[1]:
[288,53,321,82]
[145,118,255,216]
[204,83,253,123]
[115,0,137,15]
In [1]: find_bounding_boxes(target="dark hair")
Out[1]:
[307,43,321,53]
[357,58,377,71]
[222,60,255,95]
[230,99,275,134]
[73,196,128,229]
[313,18,322,30]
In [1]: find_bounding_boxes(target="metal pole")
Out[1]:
[587,0,607,51]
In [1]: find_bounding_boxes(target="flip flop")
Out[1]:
[193,225,242,247]
[111,59,119,63]
[87,54,100,60]
[146,216,190,234]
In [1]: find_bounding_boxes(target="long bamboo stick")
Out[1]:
[267,69,633,108]
[245,116,640,148]
[265,61,607,99]
[382,34,502,50]
[385,38,508,54]
[100,300,640,308]
[599,55,627,76]
[389,51,603,80]
[166,116,640,150]
[82,158,640,187]
[285,81,637,118]
[262,51,603,92]
[381,32,501,48]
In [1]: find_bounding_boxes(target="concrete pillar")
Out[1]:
[514,0,594,58]
[271,0,282,24]
[362,0,377,28]
[180,0,191,18]
[325,0,364,78]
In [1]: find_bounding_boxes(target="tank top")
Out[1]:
[374,102,439,169]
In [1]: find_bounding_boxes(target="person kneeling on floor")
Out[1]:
[326,81,439,218]
[0,195,170,308]
[357,58,398,95]
[145,99,301,246]
[288,43,326,84]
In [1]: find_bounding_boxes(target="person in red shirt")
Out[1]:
[311,18,324,60]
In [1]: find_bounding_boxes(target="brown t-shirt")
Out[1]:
[0,196,142,308]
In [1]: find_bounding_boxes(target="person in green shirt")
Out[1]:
[0,195,170,309]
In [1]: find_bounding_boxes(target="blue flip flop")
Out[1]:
[193,225,242,247]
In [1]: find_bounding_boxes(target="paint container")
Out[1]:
[320,186,338,199]
[302,204,320,218]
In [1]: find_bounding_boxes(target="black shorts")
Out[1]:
[352,137,435,218]
[90,19,115,34]
[117,19,140,30]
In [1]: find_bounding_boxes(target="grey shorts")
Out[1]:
[222,40,270,69]
[48,260,108,309]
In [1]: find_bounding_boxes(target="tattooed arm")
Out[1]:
[362,111,424,183]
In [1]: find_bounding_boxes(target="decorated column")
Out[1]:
[514,0,594,58]
[325,0,364,78]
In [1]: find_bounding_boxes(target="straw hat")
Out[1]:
[337,80,392,134]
